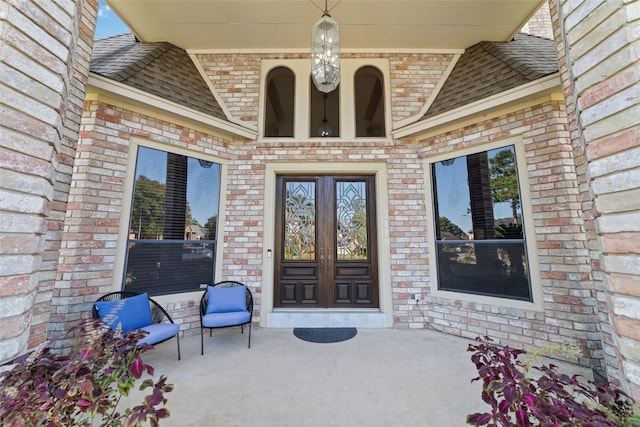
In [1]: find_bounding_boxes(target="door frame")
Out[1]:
[261,162,393,327]
[274,175,379,308]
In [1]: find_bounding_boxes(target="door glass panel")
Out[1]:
[284,181,316,260]
[336,181,368,260]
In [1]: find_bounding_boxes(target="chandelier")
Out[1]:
[311,1,340,93]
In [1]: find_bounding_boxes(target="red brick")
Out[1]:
[579,68,637,110]
[614,317,640,342]
[609,274,640,298]
[586,128,640,160]
[602,233,639,254]
[0,275,31,297]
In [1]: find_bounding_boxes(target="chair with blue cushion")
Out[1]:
[199,281,253,355]
[92,291,181,360]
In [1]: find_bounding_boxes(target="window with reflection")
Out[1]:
[125,146,221,296]
[354,66,385,137]
[264,67,295,137]
[431,145,531,300]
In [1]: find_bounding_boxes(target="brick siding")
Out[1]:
[522,3,554,39]
[405,99,602,367]
[1,0,638,401]
[63,86,605,374]
[51,100,238,337]
[0,0,96,362]
[195,52,455,130]
[549,0,640,399]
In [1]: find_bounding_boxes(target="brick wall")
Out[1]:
[522,2,554,39]
[195,52,455,131]
[51,99,238,337]
[403,99,602,367]
[549,0,640,399]
[197,53,262,128]
[388,54,455,124]
[221,98,601,369]
[75,89,607,372]
[2,2,633,396]
[64,46,605,373]
[0,0,96,363]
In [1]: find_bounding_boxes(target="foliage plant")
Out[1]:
[0,319,173,426]
[467,336,640,427]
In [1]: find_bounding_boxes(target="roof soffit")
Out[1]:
[105,0,545,51]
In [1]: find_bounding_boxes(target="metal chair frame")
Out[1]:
[92,291,181,360]
[199,281,253,355]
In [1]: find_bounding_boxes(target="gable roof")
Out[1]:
[423,33,559,120]
[90,34,225,120]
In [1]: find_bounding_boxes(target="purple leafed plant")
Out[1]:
[0,319,173,427]
[467,336,640,427]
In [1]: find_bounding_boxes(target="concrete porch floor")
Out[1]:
[125,327,591,427]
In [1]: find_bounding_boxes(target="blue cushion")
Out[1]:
[139,323,180,346]
[202,311,251,328]
[206,285,247,314]
[95,293,153,332]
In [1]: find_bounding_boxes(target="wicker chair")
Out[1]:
[199,281,253,355]
[93,291,181,360]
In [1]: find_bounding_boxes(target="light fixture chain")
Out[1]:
[308,0,341,15]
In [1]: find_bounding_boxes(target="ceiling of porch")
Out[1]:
[105,0,546,51]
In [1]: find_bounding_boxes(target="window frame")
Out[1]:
[264,66,295,137]
[354,65,386,137]
[309,76,340,137]
[114,138,228,300]
[423,136,543,310]
[258,59,391,141]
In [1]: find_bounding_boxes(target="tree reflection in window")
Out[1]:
[432,145,531,301]
[125,146,221,296]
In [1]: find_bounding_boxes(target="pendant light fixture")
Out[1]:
[311,0,340,93]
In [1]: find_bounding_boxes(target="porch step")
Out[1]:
[266,309,389,328]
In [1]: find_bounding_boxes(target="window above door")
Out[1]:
[260,58,391,140]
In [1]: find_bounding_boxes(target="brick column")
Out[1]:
[549,0,640,399]
[0,0,97,363]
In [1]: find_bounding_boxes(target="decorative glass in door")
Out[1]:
[275,175,378,308]
[336,181,368,260]
[284,181,316,261]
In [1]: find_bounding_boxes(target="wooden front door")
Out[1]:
[274,175,379,308]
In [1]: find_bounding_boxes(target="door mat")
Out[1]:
[293,327,357,343]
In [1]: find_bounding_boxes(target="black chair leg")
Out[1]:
[201,328,204,356]
[248,322,252,348]
[176,334,181,360]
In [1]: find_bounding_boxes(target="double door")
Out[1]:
[274,175,378,308]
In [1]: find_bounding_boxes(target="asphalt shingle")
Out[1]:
[422,33,559,120]
[90,34,226,120]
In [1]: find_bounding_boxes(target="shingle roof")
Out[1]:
[90,34,225,120]
[422,33,559,119]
